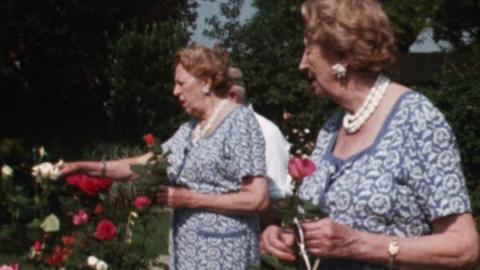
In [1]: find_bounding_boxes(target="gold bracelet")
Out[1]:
[388,240,399,270]
[100,160,107,178]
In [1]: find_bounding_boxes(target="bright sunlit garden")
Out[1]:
[2,0,480,269]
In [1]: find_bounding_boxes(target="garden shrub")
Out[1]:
[105,22,190,143]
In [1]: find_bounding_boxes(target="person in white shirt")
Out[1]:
[227,67,292,200]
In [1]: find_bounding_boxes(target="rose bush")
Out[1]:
[0,136,170,269]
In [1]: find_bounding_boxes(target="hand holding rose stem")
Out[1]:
[261,156,323,270]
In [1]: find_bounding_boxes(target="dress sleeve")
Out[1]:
[404,98,471,222]
[220,109,267,183]
[161,121,192,154]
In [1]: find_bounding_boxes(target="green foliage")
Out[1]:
[105,22,190,142]
[383,0,444,52]
[432,0,480,49]
[0,0,198,146]
[417,53,480,222]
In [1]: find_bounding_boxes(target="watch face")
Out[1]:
[388,241,399,255]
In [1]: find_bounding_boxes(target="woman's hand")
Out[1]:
[301,218,357,258]
[59,162,86,177]
[260,225,296,262]
[156,185,194,208]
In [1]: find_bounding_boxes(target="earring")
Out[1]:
[201,86,210,95]
[331,63,347,79]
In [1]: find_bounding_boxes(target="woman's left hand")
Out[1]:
[156,185,195,208]
[301,218,357,258]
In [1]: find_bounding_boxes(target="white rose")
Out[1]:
[87,256,99,267]
[32,160,63,182]
[95,260,108,270]
[1,165,13,179]
[38,146,46,158]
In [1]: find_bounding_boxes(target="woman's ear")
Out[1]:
[202,78,213,90]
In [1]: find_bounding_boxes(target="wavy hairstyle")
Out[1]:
[173,45,232,96]
[301,0,396,74]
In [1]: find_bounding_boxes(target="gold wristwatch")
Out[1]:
[388,240,399,270]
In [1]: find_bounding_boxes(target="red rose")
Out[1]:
[143,133,155,147]
[66,174,112,196]
[61,235,76,246]
[134,196,151,210]
[94,203,103,216]
[32,240,43,252]
[94,220,117,241]
[46,245,69,266]
[288,157,316,180]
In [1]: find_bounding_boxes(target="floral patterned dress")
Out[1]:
[299,91,471,269]
[162,106,267,270]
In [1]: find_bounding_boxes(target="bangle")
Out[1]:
[100,160,107,178]
[388,240,399,270]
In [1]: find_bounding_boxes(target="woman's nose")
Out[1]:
[173,85,181,96]
[299,52,308,72]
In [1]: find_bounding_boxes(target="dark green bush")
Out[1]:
[418,56,480,222]
[105,22,190,143]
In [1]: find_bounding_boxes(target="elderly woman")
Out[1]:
[61,45,269,269]
[261,0,479,269]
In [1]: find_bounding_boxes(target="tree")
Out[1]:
[432,0,480,49]
[383,0,444,52]
[105,22,190,142]
[0,0,198,145]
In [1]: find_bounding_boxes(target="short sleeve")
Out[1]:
[220,109,267,183]
[161,121,193,154]
[404,98,471,221]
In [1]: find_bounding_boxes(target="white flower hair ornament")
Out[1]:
[331,63,347,78]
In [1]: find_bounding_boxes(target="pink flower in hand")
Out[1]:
[72,209,89,226]
[288,157,316,180]
[134,196,151,210]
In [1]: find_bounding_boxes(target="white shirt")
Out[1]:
[253,111,292,199]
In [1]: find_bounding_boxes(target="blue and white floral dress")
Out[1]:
[299,91,471,269]
[162,106,267,270]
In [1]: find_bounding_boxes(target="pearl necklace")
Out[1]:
[192,99,228,142]
[343,75,390,134]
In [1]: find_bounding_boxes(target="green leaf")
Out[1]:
[300,200,327,220]
[26,218,42,228]
[260,254,297,270]
[130,164,151,176]
[0,225,15,240]
[40,214,60,232]
[14,194,30,205]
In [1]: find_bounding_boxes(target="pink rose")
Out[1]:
[288,157,316,180]
[72,210,88,226]
[0,263,19,270]
[134,196,151,210]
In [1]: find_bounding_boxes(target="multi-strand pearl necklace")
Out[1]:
[192,99,228,143]
[342,75,390,134]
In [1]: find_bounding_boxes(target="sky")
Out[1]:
[192,0,450,53]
